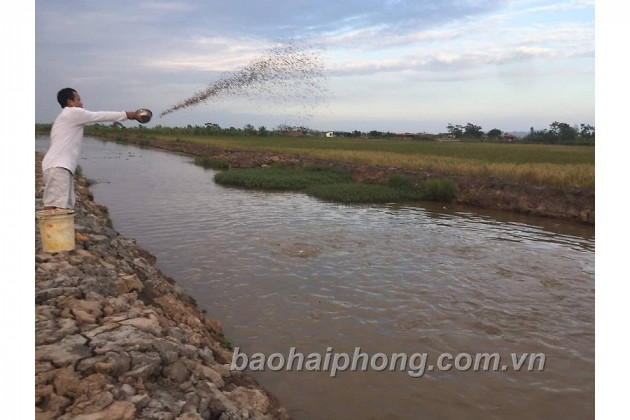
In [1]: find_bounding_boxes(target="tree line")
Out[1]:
[524,122,595,145]
[35,120,595,145]
[446,121,595,145]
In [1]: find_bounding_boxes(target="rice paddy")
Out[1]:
[160,134,594,190]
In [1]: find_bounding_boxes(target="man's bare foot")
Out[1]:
[75,232,89,242]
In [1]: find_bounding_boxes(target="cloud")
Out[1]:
[35,0,594,131]
[143,37,272,73]
[326,18,593,79]
[509,0,594,15]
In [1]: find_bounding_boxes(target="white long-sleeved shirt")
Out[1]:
[42,107,128,174]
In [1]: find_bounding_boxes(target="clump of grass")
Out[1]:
[220,337,233,350]
[194,156,230,170]
[214,165,352,190]
[421,178,457,201]
[214,165,456,204]
[387,173,414,190]
[306,183,401,203]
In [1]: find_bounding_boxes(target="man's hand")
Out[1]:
[126,111,140,121]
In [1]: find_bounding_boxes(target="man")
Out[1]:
[42,88,142,210]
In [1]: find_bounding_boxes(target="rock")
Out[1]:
[119,383,136,398]
[36,334,90,367]
[53,366,82,398]
[101,296,132,316]
[82,322,120,339]
[90,234,110,243]
[194,363,225,388]
[129,351,162,378]
[69,401,136,420]
[112,274,144,295]
[74,249,96,260]
[127,393,150,408]
[38,393,72,419]
[167,327,187,342]
[36,252,53,263]
[163,360,191,383]
[59,297,103,324]
[35,287,82,304]
[68,255,84,266]
[119,314,161,336]
[198,347,216,365]
[227,387,270,414]
[179,344,200,359]
[204,382,240,416]
[152,338,181,364]
[93,351,132,377]
[90,325,155,354]
[121,364,159,381]
[176,413,204,420]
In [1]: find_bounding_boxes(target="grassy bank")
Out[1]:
[212,165,456,204]
[140,133,595,190]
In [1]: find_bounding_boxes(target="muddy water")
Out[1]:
[36,136,595,419]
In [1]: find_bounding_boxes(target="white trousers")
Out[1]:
[43,167,75,209]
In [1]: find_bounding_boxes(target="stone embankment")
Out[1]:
[35,152,289,419]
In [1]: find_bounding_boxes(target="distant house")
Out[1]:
[503,133,515,142]
[436,133,457,141]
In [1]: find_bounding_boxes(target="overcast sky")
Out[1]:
[35,0,594,133]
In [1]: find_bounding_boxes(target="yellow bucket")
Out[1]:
[36,209,76,253]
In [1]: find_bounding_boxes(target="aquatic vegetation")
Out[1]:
[214,165,455,204]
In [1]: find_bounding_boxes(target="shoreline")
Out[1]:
[84,133,595,225]
[35,152,289,419]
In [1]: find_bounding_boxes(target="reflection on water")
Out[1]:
[36,136,595,419]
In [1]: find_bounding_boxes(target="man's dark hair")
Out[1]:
[57,88,77,108]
